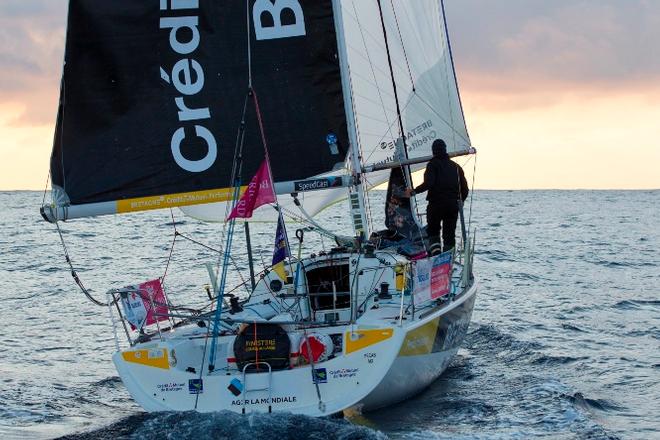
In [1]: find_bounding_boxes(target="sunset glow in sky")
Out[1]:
[0,0,658,190]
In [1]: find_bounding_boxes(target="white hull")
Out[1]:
[360,282,476,411]
[112,257,477,416]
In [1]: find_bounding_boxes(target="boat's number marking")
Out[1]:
[364,352,376,364]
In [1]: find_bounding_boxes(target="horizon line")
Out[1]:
[1,188,658,192]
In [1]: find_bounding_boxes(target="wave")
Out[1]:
[566,392,623,413]
[530,354,589,366]
[464,324,544,363]
[613,299,660,310]
[91,377,123,388]
[57,412,387,440]
[475,249,516,262]
[561,323,588,333]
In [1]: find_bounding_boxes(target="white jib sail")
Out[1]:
[181,0,470,223]
[343,0,471,175]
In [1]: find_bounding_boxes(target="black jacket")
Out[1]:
[414,156,469,203]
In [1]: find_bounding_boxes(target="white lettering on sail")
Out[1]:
[253,0,306,41]
[171,126,217,173]
[161,2,218,173]
[160,16,200,55]
[171,59,204,95]
[160,0,199,10]
[175,97,210,122]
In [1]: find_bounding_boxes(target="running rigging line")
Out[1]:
[207,89,251,373]
[349,0,394,141]
[54,221,114,307]
[388,0,415,90]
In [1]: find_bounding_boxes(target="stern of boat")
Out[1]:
[113,323,408,416]
[358,279,478,411]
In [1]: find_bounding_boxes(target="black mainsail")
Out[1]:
[46,1,349,220]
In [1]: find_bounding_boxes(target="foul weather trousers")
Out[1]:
[426,201,459,252]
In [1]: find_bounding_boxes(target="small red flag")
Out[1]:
[226,159,276,221]
[119,279,169,330]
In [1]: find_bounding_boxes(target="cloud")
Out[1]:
[0,1,658,189]
[0,0,66,126]
[2,0,659,126]
[1,0,63,17]
[444,0,660,93]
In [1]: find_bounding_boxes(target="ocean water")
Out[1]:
[0,190,658,439]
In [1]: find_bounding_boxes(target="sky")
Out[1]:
[0,0,658,190]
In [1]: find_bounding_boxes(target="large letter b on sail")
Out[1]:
[253,0,306,41]
[171,126,217,173]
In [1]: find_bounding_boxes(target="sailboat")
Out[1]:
[41,0,477,416]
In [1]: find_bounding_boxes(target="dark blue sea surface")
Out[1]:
[0,190,658,439]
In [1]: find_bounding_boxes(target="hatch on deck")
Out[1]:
[305,262,351,311]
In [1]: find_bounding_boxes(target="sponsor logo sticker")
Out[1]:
[188,378,203,394]
[329,368,359,379]
[157,382,185,393]
[227,378,243,396]
[294,177,342,192]
[231,396,297,406]
[312,368,327,384]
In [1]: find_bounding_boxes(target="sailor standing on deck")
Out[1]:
[405,139,469,255]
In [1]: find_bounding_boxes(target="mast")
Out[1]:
[244,222,256,290]
[332,0,370,239]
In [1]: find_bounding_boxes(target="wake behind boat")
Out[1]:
[41,0,478,416]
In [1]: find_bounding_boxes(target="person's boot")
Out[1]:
[427,236,441,256]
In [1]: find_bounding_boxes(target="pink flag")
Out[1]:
[226,159,276,221]
[120,279,169,330]
[429,252,452,299]
[412,251,453,305]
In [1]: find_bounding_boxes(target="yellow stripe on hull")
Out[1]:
[345,328,394,354]
[122,348,170,369]
[398,317,440,356]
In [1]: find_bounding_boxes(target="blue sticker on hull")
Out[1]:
[189,378,203,394]
[312,368,327,384]
[228,378,243,396]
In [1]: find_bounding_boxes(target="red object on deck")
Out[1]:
[299,336,326,363]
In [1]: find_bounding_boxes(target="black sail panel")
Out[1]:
[50,0,348,210]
